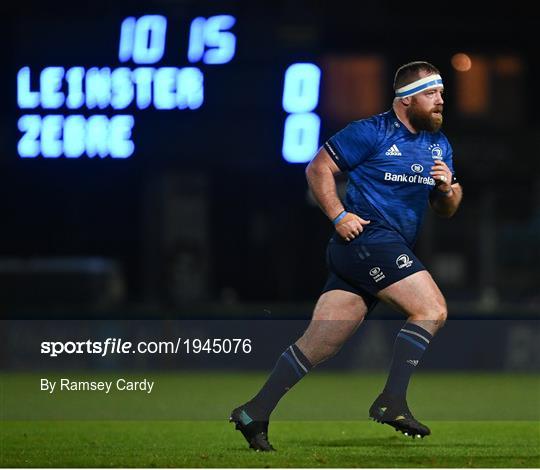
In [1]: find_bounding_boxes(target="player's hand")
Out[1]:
[335,213,370,242]
[430,160,453,193]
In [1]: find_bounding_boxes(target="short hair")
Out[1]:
[393,61,440,91]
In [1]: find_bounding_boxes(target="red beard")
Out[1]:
[407,103,443,133]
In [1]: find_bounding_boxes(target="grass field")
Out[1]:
[1,372,539,467]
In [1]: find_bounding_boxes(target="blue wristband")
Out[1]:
[332,211,348,225]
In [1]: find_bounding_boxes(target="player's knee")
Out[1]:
[433,306,447,329]
[413,302,447,331]
[429,303,447,330]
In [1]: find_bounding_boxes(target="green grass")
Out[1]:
[1,372,539,467]
[2,420,539,468]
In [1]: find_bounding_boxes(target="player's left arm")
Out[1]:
[429,159,463,218]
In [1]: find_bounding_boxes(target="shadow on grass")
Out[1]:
[303,437,513,449]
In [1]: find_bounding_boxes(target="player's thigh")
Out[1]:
[377,270,447,332]
[312,288,369,322]
[298,289,368,345]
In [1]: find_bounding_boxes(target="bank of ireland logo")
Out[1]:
[369,267,385,282]
[411,163,423,173]
[396,254,413,269]
[429,144,443,160]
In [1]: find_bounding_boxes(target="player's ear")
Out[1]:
[400,96,411,107]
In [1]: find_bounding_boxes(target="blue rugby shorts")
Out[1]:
[322,238,426,310]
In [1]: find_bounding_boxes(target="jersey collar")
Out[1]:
[389,108,421,136]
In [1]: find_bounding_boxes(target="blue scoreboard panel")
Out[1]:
[15,13,322,164]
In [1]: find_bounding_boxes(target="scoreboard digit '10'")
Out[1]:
[15,14,322,164]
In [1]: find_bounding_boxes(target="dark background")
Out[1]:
[2,0,539,317]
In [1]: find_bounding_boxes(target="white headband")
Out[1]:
[395,74,443,99]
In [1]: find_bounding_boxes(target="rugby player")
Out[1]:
[230,61,463,451]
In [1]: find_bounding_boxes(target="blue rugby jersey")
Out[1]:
[324,109,455,247]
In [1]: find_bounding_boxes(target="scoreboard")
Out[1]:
[15,13,322,164]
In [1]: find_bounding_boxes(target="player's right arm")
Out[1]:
[306,147,370,242]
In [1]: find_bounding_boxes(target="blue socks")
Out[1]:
[246,323,432,420]
[248,344,313,420]
[383,322,433,400]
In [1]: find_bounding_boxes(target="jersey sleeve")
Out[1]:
[324,118,379,171]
